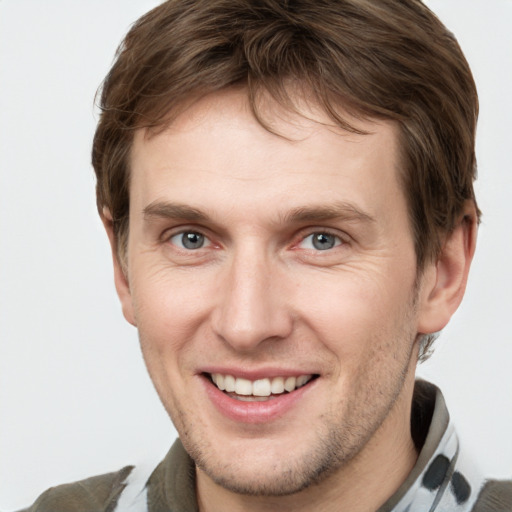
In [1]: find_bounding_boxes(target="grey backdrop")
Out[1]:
[1,1,511,509]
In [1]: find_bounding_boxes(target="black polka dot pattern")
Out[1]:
[451,471,471,504]
[420,454,473,509]
[423,454,450,490]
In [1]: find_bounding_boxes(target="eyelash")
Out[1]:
[164,228,346,253]
[167,230,212,251]
[296,231,344,251]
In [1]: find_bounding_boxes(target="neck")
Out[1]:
[196,375,418,512]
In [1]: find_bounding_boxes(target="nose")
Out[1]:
[211,244,293,352]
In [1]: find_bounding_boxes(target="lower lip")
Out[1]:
[201,375,316,424]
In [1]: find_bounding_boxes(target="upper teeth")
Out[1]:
[210,374,313,397]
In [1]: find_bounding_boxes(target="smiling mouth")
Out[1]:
[207,373,318,401]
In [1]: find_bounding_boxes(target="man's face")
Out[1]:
[118,89,429,495]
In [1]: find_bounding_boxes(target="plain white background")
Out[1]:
[0,1,511,509]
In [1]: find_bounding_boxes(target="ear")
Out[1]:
[417,202,478,334]
[101,207,137,327]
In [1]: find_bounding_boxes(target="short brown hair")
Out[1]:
[92,0,479,313]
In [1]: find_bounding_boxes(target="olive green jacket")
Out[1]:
[18,382,512,512]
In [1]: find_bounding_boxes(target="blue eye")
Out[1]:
[170,231,209,250]
[300,232,342,251]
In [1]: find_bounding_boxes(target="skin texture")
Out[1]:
[104,89,476,512]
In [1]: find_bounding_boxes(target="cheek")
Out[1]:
[295,269,417,355]
[130,265,215,353]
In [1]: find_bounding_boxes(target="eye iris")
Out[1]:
[182,232,204,249]
[312,233,336,250]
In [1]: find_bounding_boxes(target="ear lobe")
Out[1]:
[417,203,478,335]
[101,208,137,327]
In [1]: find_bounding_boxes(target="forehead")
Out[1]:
[129,89,405,227]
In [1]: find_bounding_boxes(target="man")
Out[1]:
[18,0,512,511]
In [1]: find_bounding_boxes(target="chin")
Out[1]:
[197,458,329,497]
[189,427,356,497]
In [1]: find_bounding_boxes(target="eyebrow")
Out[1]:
[143,200,376,225]
[143,202,210,222]
[282,202,376,225]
